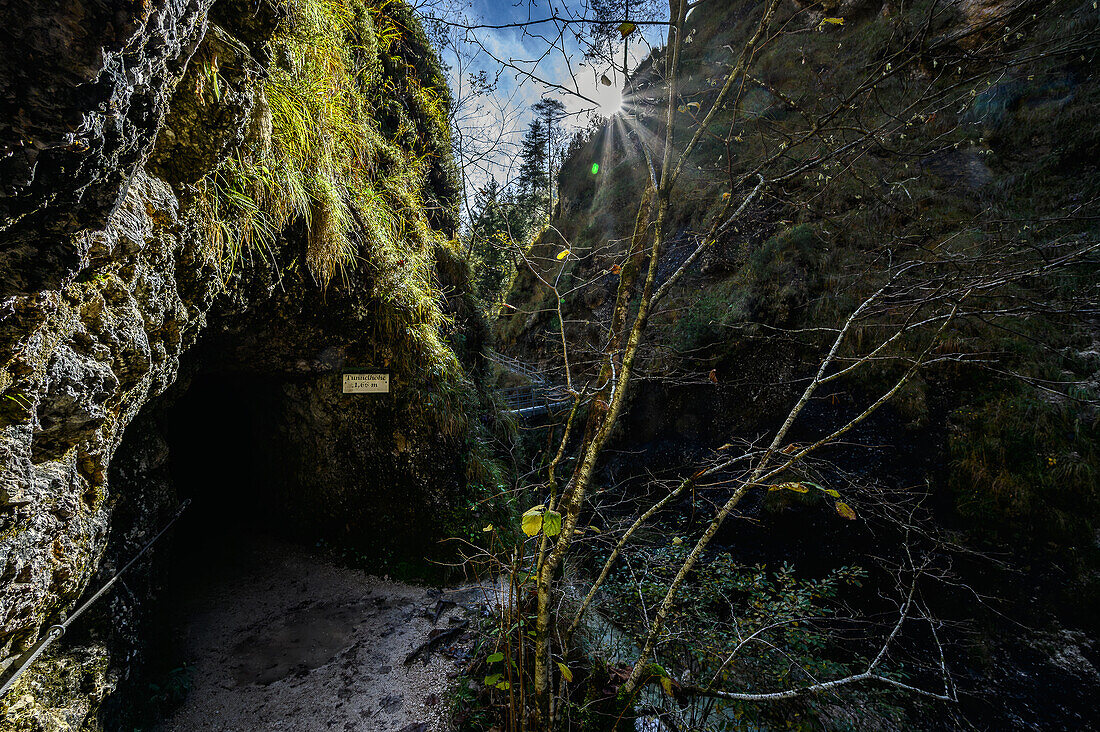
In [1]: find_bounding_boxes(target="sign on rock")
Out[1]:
[342,371,390,394]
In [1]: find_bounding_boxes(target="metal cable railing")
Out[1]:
[0,500,191,699]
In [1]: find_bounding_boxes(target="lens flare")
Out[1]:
[597,85,623,117]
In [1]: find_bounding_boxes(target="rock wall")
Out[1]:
[0,1,479,727]
[0,0,214,295]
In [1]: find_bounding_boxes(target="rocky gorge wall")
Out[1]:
[495,0,1100,726]
[0,1,485,728]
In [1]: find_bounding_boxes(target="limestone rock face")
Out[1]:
[0,0,214,296]
[0,169,220,728]
[0,1,473,728]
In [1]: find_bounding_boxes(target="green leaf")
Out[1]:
[484,673,502,686]
[617,21,637,38]
[542,510,563,537]
[496,681,511,690]
[487,652,504,663]
[521,511,543,537]
[805,481,841,498]
[557,662,573,682]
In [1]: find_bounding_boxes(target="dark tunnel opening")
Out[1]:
[100,369,315,727]
[164,370,288,557]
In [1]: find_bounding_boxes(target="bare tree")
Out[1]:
[446,0,1099,727]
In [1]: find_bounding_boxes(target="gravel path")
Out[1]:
[157,539,480,732]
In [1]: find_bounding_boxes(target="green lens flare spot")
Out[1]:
[591,162,599,175]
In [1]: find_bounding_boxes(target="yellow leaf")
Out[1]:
[822,16,845,25]
[770,482,809,493]
[617,21,637,38]
[686,101,700,112]
[660,676,673,696]
[482,524,493,532]
[557,662,574,682]
[672,536,683,546]
[835,502,858,520]
[587,525,601,533]
[521,511,543,536]
[556,249,570,260]
[722,192,731,201]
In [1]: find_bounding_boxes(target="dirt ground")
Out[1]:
[156,538,482,732]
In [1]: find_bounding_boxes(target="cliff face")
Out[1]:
[0,0,213,295]
[502,0,1100,549]
[0,1,483,727]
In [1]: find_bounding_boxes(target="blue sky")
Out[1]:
[418,0,667,203]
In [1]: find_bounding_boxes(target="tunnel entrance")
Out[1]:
[163,370,290,557]
[102,370,469,731]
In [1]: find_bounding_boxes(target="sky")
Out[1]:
[415,0,668,210]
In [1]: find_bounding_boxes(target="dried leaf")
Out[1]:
[610,263,621,274]
[600,74,612,86]
[835,502,858,520]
